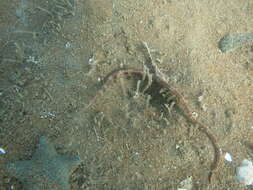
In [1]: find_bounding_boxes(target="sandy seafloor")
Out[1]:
[0,0,252,189]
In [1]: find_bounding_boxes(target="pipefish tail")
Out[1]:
[89,68,221,183]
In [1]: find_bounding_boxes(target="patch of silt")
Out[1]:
[0,1,70,132]
[0,0,76,123]
[1,0,76,64]
[83,72,215,189]
[13,0,75,41]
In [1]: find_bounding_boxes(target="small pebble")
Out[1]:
[236,159,253,186]
[65,42,71,48]
[197,95,204,102]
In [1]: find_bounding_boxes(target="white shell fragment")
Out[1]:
[0,147,6,154]
[178,176,193,190]
[40,111,56,119]
[236,159,253,186]
[224,152,233,162]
